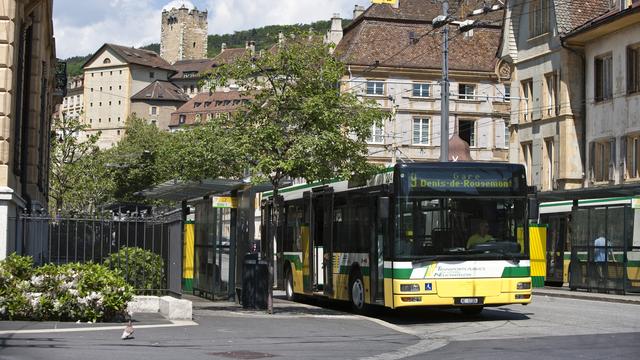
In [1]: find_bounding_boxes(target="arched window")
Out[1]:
[103,58,111,64]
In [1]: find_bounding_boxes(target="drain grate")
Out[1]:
[207,351,275,359]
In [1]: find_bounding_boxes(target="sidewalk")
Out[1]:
[184,290,354,317]
[533,286,640,305]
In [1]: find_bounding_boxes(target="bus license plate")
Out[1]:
[457,297,481,305]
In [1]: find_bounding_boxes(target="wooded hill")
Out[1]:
[63,19,349,77]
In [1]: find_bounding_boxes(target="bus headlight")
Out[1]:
[517,282,531,290]
[400,284,421,292]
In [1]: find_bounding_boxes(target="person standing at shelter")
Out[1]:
[593,234,612,288]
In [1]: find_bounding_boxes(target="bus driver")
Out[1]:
[467,220,494,249]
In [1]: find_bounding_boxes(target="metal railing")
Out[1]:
[15,210,183,296]
[569,245,640,294]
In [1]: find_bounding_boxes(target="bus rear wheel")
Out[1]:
[349,270,366,313]
[285,267,296,301]
[460,306,484,316]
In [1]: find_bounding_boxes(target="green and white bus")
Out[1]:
[264,162,537,313]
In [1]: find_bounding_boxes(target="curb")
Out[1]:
[533,289,640,305]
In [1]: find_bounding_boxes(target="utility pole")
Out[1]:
[439,0,450,163]
[390,96,397,165]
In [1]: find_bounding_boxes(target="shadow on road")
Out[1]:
[277,294,532,325]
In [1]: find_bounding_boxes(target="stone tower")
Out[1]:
[161,1,208,64]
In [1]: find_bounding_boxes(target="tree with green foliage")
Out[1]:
[49,113,102,213]
[59,150,114,213]
[105,115,173,204]
[158,121,247,182]
[206,33,387,312]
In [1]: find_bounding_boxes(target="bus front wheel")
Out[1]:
[349,269,366,313]
[285,266,296,301]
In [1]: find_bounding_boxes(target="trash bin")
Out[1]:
[242,253,268,309]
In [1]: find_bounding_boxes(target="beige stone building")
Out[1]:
[563,1,640,187]
[160,1,208,65]
[335,0,511,165]
[131,80,190,130]
[499,0,613,192]
[0,0,61,257]
[81,44,175,148]
[56,75,83,121]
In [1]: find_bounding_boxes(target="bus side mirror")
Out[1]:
[378,197,390,220]
[528,197,539,221]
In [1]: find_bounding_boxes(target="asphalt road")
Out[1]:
[1,295,639,360]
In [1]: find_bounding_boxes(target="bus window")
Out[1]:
[396,197,527,260]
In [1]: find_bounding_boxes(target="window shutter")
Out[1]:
[589,141,595,180]
[621,136,628,180]
[628,47,634,94]
[595,59,603,101]
[609,138,616,182]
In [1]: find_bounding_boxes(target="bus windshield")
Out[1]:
[395,197,528,260]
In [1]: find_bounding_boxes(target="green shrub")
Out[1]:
[0,254,133,322]
[103,247,165,291]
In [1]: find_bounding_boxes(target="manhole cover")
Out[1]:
[207,351,275,359]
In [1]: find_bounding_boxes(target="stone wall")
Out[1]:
[0,0,59,257]
[160,7,208,64]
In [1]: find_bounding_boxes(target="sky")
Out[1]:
[53,0,373,59]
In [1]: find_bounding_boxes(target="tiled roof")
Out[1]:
[347,0,503,28]
[336,0,503,72]
[553,0,612,34]
[562,1,640,37]
[170,90,250,127]
[171,59,218,79]
[84,44,175,72]
[131,80,190,102]
[211,48,250,65]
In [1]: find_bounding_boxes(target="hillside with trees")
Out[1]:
[62,19,348,77]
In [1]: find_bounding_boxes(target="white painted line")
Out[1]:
[357,315,449,359]
[359,316,420,336]
[0,320,198,335]
[359,337,449,360]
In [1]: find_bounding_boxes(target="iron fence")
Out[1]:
[15,210,183,296]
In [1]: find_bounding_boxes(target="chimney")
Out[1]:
[221,43,226,52]
[324,13,343,50]
[353,5,365,19]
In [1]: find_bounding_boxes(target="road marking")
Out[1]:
[0,320,198,335]
[359,337,448,360]
[356,316,449,359]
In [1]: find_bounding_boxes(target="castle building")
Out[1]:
[160,1,208,64]
[81,43,175,149]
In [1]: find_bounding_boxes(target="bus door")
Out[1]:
[302,191,313,293]
[311,187,334,295]
[370,195,388,305]
[543,214,568,286]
